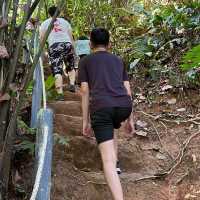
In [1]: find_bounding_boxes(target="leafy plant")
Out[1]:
[45,75,55,91]
[17,140,35,155]
[181,44,200,71]
[54,133,69,147]
[17,119,36,135]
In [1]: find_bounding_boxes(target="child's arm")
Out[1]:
[123,81,132,98]
[80,82,92,136]
[124,80,135,136]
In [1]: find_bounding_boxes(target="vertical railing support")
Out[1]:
[31,30,42,128]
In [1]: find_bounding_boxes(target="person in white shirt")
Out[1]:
[40,6,76,100]
[75,36,90,59]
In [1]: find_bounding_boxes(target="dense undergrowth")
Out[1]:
[2,0,200,199]
[64,0,200,86]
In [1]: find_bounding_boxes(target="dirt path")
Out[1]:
[50,89,200,200]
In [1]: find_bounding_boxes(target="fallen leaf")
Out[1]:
[184,193,197,199]
[136,120,148,128]
[145,52,153,57]
[9,83,18,92]
[130,58,141,69]
[138,95,146,100]
[192,154,197,163]
[156,152,166,160]
[15,170,22,183]
[135,130,148,137]
[167,98,177,105]
[161,85,173,91]
[0,93,10,102]
[0,45,9,58]
[0,18,8,29]
[177,108,186,112]
[189,124,194,131]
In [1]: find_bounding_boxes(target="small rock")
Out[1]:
[189,124,194,131]
[15,170,22,183]
[138,95,146,100]
[136,120,148,128]
[0,45,9,58]
[136,93,146,100]
[177,108,186,112]
[159,91,165,95]
[135,130,148,137]
[156,152,166,160]
[184,193,197,199]
[161,85,173,91]
[167,98,177,105]
[192,154,197,163]
[0,93,10,102]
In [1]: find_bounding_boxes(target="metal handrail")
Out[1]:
[29,27,53,200]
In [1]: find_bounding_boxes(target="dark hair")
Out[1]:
[90,28,109,47]
[79,36,89,40]
[48,6,60,17]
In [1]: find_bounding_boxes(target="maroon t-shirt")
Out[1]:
[78,51,132,113]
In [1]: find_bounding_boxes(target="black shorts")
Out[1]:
[48,42,75,76]
[91,107,132,144]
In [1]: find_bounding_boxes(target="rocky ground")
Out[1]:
[49,80,200,200]
[8,75,200,200]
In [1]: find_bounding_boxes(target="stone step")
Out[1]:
[49,101,81,116]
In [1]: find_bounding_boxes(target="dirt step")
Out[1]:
[79,171,168,200]
[52,160,200,200]
[54,114,82,136]
[70,136,101,171]
[49,101,81,116]
[52,161,104,200]
[53,115,167,173]
[82,171,157,184]
[68,136,155,173]
[64,91,81,101]
[51,159,170,200]
[53,135,147,173]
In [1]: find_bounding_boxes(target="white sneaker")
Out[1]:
[116,161,121,174]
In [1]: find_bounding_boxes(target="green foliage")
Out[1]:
[17,119,35,155]
[45,75,55,91]
[18,119,36,135]
[54,133,69,147]
[26,80,34,95]
[17,140,35,155]
[181,44,200,71]
[20,1,200,86]
[44,75,58,100]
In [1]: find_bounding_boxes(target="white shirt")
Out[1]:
[75,39,90,56]
[40,17,72,47]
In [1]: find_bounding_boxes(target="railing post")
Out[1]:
[37,109,53,200]
[31,30,42,128]
[30,108,53,200]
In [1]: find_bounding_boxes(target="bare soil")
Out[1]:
[50,83,200,200]
[10,79,200,200]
